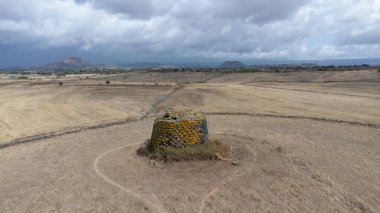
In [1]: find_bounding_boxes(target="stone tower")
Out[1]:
[149,107,209,151]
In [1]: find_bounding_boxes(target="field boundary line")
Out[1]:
[246,84,380,99]
[2,84,378,149]
[0,84,184,149]
[0,118,140,149]
[206,112,380,129]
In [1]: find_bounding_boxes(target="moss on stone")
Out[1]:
[149,107,209,152]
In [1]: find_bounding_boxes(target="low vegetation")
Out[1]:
[4,64,379,76]
[138,139,230,162]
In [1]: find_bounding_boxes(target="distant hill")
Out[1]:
[62,57,89,65]
[1,57,380,73]
[124,62,178,69]
[36,57,92,71]
[0,66,26,72]
[218,61,247,69]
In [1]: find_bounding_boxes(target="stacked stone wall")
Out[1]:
[150,107,208,151]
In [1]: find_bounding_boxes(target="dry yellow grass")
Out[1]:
[0,70,379,212]
[157,83,380,125]
[0,83,173,144]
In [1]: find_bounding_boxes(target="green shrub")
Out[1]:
[106,80,110,85]
[58,82,63,86]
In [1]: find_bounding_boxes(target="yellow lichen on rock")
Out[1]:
[149,107,209,151]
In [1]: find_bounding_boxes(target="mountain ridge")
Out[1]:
[218,61,247,69]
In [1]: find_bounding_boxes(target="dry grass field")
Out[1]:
[0,70,379,212]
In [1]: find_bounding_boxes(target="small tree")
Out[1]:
[106,80,110,85]
[58,82,63,86]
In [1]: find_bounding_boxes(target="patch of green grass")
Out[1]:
[138,139,230,162]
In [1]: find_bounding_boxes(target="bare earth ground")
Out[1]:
[0,70,379,212]
[0,83,173,144]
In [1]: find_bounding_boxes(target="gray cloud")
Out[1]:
[0,0,380,67]
[76,0,310,23]
[208,0,309,24]
[339,27,380,45]
[74,0,175,19]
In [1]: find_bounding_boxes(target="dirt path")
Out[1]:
[0,73,379,212]
[0,112,379,212]
[93,143,167,213]
[87,116,379,212]
[198,143,256,213]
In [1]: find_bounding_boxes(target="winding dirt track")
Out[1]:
[197,143,256,213]
[89,115,379,212]
[93,143,167,213]
[94,133,257,213]
[0,72,379,212]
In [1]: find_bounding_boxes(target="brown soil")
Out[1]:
[0,71,379,212]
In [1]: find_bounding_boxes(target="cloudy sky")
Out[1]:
[0,0,380,67]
